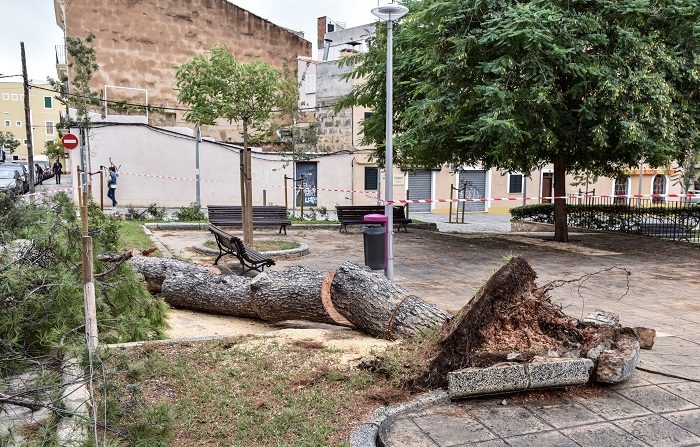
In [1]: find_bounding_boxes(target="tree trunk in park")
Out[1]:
[243,118,254,245]
[239,120,248,243]
[553,153,569,242]
[128,257,450,338]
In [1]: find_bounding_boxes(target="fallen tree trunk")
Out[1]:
[128,257,449,337]
[331,261,451,339]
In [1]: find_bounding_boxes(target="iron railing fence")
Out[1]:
[513,197,700,243]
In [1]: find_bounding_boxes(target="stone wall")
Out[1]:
[60,0,311,108]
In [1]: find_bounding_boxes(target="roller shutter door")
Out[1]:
[458,170,487,212]
[408,170,432,213]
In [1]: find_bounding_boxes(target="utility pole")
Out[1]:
[79,127,98,351]
[20,42,35,194]
[195,124,201,205]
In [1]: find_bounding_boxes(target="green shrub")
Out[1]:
[175,203,206,221]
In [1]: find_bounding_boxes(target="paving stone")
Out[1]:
[614,414,700,447]
[664,409,700,437]
[471,406,551,438]
[526,402,604,429]
[561,422,647,447]
[461,440,509,447]
[633,369,686,385]
[501,430,575,447]
[617,385,698,413]
[595,336,640,384]
[608,371,651,390]
[528,358,593,389]
[413,415,496,446]
[378,417,438,447]
[660,382,700,407]
[574,392,651,421]
[448,364,528,398]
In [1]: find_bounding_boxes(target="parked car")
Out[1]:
[0,167,24,195]
[0,162,29,193]
[689,189,700,205]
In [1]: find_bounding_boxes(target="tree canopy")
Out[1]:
[0,132,20,155]
[340,0,700,240]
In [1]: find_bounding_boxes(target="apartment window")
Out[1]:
[23,139,27,145]
[3,120,9,127]
[44,96,53,108]
[11,94,19,101]
[45,121,54,135]
[16,121,21,127]
[508,173,523,194]
[363,112,374,120]
[2,93,9,100]
[364,167,379,191]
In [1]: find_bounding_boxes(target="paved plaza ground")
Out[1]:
[150,225,700,446]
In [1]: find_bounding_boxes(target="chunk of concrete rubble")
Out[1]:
[595,336,640,383]
[633,327,656,350]
[529,357,594,389]
[448,358,593,399]
[583,310,619,327]
[586,341,613,361]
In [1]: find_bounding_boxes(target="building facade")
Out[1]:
[0,82,61,161]
[53,0,312,142]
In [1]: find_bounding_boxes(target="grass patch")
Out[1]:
[203,239,302,252]
[289,216,340,224]
[96,337,408,446]
[118,220,158,253]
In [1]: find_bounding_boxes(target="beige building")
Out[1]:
[53,0,311,142]
[0,82,61,161]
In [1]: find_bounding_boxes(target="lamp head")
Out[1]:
[371,4,409,21]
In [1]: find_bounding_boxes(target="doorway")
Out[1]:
[541,173,553,203]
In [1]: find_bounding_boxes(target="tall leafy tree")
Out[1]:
[175,46,297,243]
[0,132,20,158]
[340,0,700,241]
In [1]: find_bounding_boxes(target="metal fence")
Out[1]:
[520,197,700,243]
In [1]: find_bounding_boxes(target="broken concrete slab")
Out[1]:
[633,327,656,350]
[448,363,529,398]
[583,310,620,327]
[595,336,640,384]
[529,357,594,389]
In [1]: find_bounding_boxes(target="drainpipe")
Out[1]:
[350,156,355,205]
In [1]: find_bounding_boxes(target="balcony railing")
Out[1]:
[55,45,66,65]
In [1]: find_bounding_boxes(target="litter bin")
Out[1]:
[363,225,386,270]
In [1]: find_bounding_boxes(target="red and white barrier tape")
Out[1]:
[387,193,699,205]
[23,186,75,198]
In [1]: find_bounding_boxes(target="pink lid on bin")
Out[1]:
[364,214,388,223]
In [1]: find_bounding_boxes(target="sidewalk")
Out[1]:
[413,212,512,233]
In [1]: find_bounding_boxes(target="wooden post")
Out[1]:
[300,175,305,219]
[99,170,104,211]
[263,189,267,206]
[461,185,466,224]
[405,188,410,219]
[448,184,453,223]
[78,127,98,352]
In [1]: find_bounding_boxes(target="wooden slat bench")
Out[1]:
[207,205,291,234]
[335,205,412,233]
[208,224,275,275]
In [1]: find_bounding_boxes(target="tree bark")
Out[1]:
[128,257,449,339]
[331,261,451,339]
[553,153,569,242]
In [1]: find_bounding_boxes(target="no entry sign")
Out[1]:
[61,133,79,150]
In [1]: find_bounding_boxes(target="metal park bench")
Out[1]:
[335,205,412,233]
[207,205,291,234]
[208,224,275,275]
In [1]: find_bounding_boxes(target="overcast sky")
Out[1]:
[0,0,382,83]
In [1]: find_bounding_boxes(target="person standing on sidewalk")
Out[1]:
[34,164,44,186]
[106,166,118,207]
[52,159,63,185]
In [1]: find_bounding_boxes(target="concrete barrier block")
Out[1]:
[448,363,528,398]
[528,357,593,388]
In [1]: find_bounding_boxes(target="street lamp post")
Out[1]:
[372,3,409,281]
